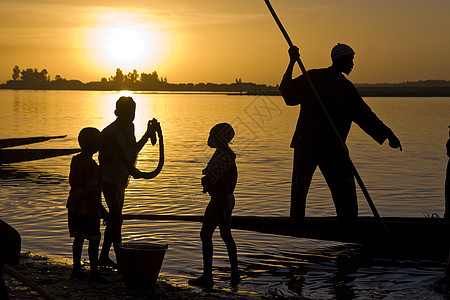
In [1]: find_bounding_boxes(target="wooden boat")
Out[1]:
[123,214,450,256]
[0,136,67,149]
[0,136,80,164]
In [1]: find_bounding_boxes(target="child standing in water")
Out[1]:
[67,127,109,283]
[189,123,240,288]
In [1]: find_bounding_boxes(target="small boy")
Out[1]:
[189,123,239,288]
[67,127,109,283]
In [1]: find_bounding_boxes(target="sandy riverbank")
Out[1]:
[3,253,276,300]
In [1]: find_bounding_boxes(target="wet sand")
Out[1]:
[4,253,271,300]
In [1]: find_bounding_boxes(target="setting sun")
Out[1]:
[81,11,173,76]
[100,27,152,65]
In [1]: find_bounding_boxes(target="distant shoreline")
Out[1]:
[2,80,450,97]
[4,66,450,97]
[1,87,450,97]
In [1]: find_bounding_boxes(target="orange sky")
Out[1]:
[0,0,449,85]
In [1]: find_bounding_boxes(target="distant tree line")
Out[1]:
[105,68,167,88]
[1,65,450,96]
[1,66,278,94]
[12,66,49,84]
[4,66,170,90]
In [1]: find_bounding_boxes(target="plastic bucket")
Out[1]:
[119,242,168,289]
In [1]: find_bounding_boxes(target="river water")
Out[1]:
[0,90,449,299]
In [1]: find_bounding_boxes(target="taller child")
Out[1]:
[98,96,162,267]
[280,43,402,220]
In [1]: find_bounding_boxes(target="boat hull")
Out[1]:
[0,149,80,164]
[0,136,66,149]
[123,215,450,256]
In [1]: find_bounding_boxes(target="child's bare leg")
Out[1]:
[70,235,86,280]
[219,211,240,287]
[200,223,216,278]
[219,225,238,274]
[189,199,221,288]
[219,211,239,277]
[189,222,216,288]
[88,239,100,273]
[72,235,84,269]
[88,239,110,283]
[99,223,119,268]
[100,226,112,257]
[100,184,122,268]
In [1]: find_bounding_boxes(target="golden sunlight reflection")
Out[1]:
[82,12,173,75]
[118,90,133,97]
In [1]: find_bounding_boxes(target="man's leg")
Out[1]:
[291,146,317,218]
[319,151,357,220]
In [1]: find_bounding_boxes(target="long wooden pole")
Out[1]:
[263,0,393,241]
[4,265,55,300]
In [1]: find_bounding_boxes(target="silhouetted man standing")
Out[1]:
[280,43,402,220]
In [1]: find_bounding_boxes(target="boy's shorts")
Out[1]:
[203,194,235,227]
[67,209,101,241]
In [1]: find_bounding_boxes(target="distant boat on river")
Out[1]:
[0,136,80,164]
